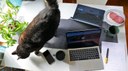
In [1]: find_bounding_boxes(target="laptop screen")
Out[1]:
[66,28,101,48]
[72,4,105,27]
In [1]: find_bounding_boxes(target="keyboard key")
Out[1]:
[69,48,100,61]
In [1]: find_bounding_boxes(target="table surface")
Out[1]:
[1,0,128,71]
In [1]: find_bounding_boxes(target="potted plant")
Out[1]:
[0,0,28,47]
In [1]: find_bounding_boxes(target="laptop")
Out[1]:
[66,29,104,71]
[68,46,104,71]
[72,4,105,27]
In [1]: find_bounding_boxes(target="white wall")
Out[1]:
[77,0,108,5]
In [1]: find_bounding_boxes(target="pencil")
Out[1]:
[105,48,109,64]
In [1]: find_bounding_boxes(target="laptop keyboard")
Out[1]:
[69,48,100,61]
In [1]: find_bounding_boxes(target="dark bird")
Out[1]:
[12,0,60,59]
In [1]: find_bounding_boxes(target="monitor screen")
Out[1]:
[72,4,105,27]
[66,28,101,48]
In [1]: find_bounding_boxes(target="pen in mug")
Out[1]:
[105,48,109,64]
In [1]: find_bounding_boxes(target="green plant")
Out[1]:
[0,0,28,46]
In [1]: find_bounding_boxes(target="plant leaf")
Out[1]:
[2,34,12,40]
[6,0,15,9]
[7,39,16,46]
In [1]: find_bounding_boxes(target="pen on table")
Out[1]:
[105,48,109,64]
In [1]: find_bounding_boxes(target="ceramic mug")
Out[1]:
[107,25,119,37]
[55,50,65,61]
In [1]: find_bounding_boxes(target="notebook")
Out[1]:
[68,46,104,71]
[72,4,105,27]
